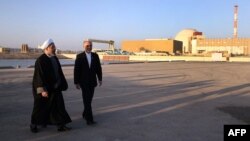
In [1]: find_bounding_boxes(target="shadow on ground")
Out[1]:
[218,106,250,124]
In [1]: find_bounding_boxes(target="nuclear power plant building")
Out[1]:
[175,29,250,56]
[122,5,250,56]
[122,28,250,56]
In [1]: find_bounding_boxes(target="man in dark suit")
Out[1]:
[74,40,102,125]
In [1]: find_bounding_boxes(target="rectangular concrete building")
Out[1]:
[191,38,250,55]
[122,39,182,55]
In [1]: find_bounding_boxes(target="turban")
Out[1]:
[38,38,54,50]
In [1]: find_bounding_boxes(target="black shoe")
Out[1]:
[86,121,97,125]
[57,125,71,132]
[30,124,38,133]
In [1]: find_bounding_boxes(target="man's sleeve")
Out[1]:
[74,54,81,84]
[33,59,46,94]
[96,54,102,81]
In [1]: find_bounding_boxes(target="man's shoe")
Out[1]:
[57,125,71,132]
[30,124,38,133]
[86,121,97,125]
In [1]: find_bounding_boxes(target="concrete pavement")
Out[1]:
[1,62,250,141]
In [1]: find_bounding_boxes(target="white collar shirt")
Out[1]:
[85,52,91,68]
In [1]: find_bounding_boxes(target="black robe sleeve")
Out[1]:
[32,57,47,93]
[33,54,68,93]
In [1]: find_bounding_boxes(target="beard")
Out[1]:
[52,50,56,55]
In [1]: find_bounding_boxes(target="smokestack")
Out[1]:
[233,5,238,38]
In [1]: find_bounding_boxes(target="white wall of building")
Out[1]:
[196,46,244,54]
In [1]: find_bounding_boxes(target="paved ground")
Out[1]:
[1,62,250,141]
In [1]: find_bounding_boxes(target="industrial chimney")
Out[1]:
[233,5,238,38]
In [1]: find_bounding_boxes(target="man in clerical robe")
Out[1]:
[30,39,71,133]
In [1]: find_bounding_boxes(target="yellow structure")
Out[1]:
[122,39,182,55]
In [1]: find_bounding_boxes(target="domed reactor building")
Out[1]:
[175,29,205,54]
[174,5,250,56]
[175,28,250,56]
[122,5,250,56]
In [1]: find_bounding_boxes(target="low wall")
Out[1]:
[229,57,250,62]
[129,56,228,62]
[103,55,129,62]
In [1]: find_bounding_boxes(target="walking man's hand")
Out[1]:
[41,91,48,98]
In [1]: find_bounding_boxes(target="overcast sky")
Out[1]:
[0,0,249,50]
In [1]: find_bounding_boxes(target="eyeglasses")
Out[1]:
[85,45,92,47]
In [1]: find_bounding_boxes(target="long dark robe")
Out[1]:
[31,54,71,125]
